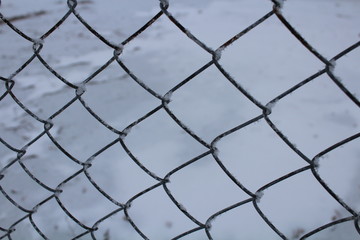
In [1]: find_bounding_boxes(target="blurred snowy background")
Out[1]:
[0,0,359,239]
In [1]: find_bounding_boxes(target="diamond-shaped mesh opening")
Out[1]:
[167,0,273,49]
[1,162,52,211]
[0,0,69,39]
[0,26,34,77]
[268,74,360,156]
[258,170,349,240]
[209,203,282,240]
[19,135,80,188]
[219,15,324,104]
[120,15,210,95]
[167,155,248,222]
[31,198,89,239]
[0,94,43,149]
[55,173,118,225]
[123,109,207,176]
[5,217,42,240]
[168,65,261,141]
[8,58,76,119]
[86,142,158,204]
[81,62,160,131]
[92,210,144,240]
[216,119,306,192]
[281,0,360,58]
[126,187,198,239]
[73,0,160,42]
[316,137,360,212]
[0,193,27,229]
[50,100,118,161]
[39,13,115,79]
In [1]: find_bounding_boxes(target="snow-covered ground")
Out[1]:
[0,0,359,239]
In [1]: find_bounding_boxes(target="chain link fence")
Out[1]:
[0,0,359,239]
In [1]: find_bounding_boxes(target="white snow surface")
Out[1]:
[0,0,359,239]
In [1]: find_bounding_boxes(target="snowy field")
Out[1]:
[0,0,359,239]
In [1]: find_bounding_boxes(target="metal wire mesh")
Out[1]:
[0,0,359,239]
